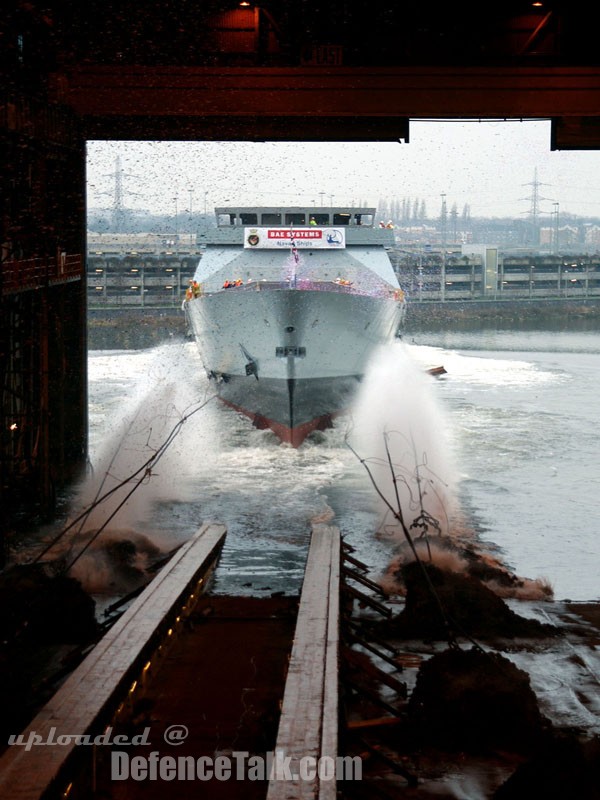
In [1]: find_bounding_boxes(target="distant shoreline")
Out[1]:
[404,296,600,327]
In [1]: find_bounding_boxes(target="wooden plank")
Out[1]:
[0,522,226,800]
[319,529,340,800]
[267,524,340,800]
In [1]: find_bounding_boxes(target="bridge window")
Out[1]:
[261,213,281,225]
[333,213,351,225]
[217,212,237,226]
[240,213,257,224]
[310,213,329,225]
[285,213,305,225]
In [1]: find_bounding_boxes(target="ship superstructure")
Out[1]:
[184,206,405,446]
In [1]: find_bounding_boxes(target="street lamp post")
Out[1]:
[440,193,447,302]
[558,263,562,296]
[529,264,535,299]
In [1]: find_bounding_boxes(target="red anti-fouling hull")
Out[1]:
[215,375,356,447]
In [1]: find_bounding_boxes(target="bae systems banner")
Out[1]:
[243,227,346,249]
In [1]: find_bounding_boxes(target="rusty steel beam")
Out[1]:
[50,65,600,143]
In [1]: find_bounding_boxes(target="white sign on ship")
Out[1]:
[243,227,346,249]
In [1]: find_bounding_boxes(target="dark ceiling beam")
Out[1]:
[551,117,600,150]
[49,65,600,144]
[52,65,600,119]
[77,114,410,143]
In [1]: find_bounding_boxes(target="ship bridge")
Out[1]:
[214,207,377,228]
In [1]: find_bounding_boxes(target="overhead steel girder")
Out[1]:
[52,65,600,118]
[49,64,600,145]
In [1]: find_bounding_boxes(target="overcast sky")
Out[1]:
[86,119,600,220]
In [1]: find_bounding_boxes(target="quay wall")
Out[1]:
[403,296,600,327]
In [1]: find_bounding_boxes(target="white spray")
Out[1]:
[347,341,461,540]
[346,341,552,600]
[48,342,220,592]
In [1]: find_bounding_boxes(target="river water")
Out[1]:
[71,320,600,604]
[410,324,600,604]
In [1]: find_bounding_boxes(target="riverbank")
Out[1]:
[87,308,188,349]
[87,298,600,349]
[404,296,600,328]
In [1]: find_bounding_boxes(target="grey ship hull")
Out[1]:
[185,284,403,446]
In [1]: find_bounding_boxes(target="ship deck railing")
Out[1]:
[194,279,400,299]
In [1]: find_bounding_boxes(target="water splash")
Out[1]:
[78,343,214,531]
[345,341,553,601]
[347,341,461,539]
[43,342,221,591]
[39,337,555,601]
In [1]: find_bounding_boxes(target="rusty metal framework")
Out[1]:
[0,293,43,531]
[1,88,87,554]
[0,270,87,554]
